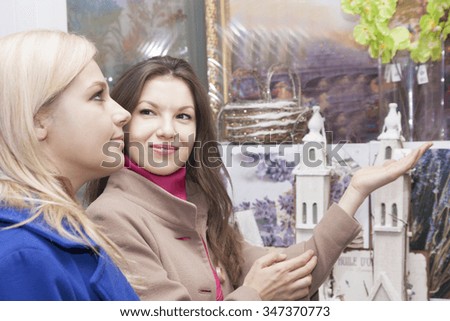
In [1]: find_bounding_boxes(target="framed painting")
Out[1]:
[205,0,380,143]
[67,0,207,87]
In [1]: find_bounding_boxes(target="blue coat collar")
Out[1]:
[0,206,139,300]
[0,206,96,250]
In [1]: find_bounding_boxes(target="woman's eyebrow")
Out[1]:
[86,81,107,91]
[136,100,159,108]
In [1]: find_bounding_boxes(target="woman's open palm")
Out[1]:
[350,142,432,198]
[338,142,432,216]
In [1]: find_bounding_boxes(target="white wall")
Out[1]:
[0,0,67,37]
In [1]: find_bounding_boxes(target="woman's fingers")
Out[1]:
[399,142,431,167]
[243,250,317,300]
[414,142,433,165]
[262,252,316,301]
[384,142,432,177]
[356,142,433,194]
[254,251,287,268]
[382,159,396,167]
[276,250,315,272]
[273,259,315,300]
[287,274,313,299]
[286,255,317,281]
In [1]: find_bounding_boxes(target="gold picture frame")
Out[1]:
[205,0,230,114]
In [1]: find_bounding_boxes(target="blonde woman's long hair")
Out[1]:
[0,30,131,278]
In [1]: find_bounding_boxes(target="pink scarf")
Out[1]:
[124,156,187,200]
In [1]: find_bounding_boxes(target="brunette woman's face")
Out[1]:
[127,75,196,176]
[38,60,131,190]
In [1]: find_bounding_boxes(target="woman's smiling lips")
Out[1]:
[149,143,178,156]
[110,134,124,142]
[108,135,125,149]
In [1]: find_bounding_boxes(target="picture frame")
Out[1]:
[205,0,383,143]
[67,0,205,87]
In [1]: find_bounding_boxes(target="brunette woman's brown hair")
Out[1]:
[86,56,244,287]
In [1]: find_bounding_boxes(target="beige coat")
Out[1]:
[87,169,361,300]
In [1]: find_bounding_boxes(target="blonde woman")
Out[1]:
[0,30,138,300]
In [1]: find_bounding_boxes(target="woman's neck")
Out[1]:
[124,156,187,200]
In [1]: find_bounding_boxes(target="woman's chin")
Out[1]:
[100,153,125,173]
[144,165,183,176]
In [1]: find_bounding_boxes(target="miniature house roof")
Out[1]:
[368,272,401,301]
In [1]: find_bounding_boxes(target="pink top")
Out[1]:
[124,156,224,300]
[124,156,187,200]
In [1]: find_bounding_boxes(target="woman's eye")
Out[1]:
[177,113,192,120]
[91,90,104,101]
[140,109,155,116]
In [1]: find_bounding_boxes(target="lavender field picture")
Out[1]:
[235,155,296,247]
[410,149,450,299]
[234,152,355,248]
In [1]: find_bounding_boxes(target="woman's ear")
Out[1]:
[34,115,49,141]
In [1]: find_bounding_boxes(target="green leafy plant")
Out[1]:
[341,0,450,63]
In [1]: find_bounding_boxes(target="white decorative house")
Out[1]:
[368,103,411,300]
[293,106,331,243]
[291,103,428,300]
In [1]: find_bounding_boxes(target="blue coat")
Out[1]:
[0,206,139,300]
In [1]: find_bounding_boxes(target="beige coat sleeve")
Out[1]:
[238,203,361,298]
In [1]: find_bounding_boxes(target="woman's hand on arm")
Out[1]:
[338,142,432,216]
[242,249,317,300]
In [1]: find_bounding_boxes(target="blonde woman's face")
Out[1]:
[39,60,131,190]
[127,75,196,176]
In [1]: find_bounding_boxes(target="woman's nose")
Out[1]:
[112,100,131,127]
[156,118,175,138]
